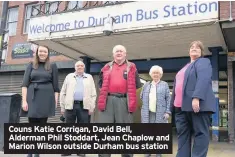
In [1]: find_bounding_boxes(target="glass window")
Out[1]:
[103,1,120,5]
[24,4,40,34]
[6,7,19,36]
[67,1,83,10]
[45,1,59,14]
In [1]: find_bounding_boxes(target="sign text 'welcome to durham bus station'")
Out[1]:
[28,1,218,40]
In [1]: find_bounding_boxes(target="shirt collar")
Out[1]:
[151,80,160,85]
[113,60,127,66]
[74,72,88,78]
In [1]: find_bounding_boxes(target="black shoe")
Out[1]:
[77,154,85,157]
[61,154,71,156]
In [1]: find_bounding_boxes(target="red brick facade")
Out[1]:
[219,1,235,20]
[227,61,235,143]
[5,1,68,65]
[0,1,3,18]
[220,1,235,143]
[5,1,97,65]
[2,1,234,142]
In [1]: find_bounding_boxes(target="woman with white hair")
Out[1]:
[140,65,171,157]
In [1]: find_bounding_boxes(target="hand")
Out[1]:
[163,113,170,120]
[89,111,93,115]
[55,101,58,108]
[22,101,28,111]
[192,98,200,113]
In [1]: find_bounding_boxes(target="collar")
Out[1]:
[114,60,127,66]
[151,80,160,85]
[109,59,130,67]
[73,72,88,78]
[190,57,201,64]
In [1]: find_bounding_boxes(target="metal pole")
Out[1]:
[209,46,223,142]
[0,1,9,68]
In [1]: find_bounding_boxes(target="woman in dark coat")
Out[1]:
[171,41,216,157]
[21,45,60,157]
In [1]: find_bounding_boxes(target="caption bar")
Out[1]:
[4,123,172,154]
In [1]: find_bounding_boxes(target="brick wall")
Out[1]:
[227,61,235,143]
[5,1,106,65]
[221,2,235,142]
[220,1,235,20]
[5,1,73,65]
[0,1,2,18]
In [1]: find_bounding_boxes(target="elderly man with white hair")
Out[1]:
[97,45,142,157]
[140,65,171,157]
[60,60,97,156]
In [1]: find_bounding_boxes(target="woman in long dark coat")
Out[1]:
[21,45,60,157]
[171,41,216,157]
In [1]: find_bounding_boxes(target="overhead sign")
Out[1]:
[28,1,218,41]
[12,43,60,59]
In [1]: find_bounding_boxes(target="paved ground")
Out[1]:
[0,140,234,157]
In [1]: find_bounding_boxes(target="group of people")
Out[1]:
[21,40,216,157]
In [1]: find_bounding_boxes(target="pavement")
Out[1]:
[0,140,234,157]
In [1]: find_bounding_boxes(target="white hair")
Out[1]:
[149,65,163,76]
[112,45,126,54]
[75,60,85,67]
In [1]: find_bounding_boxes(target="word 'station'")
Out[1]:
[4,123,172,154]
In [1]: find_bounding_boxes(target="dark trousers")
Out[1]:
[28,117,48,123]
[175,107,211,157]
[98,95,133,157]
[65,101,89,123]
[28,117,47,156]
